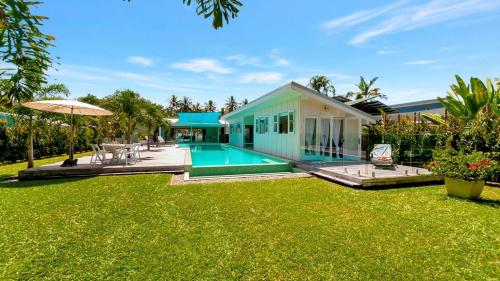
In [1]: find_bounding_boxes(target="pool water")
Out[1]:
[180,144,292,177]
[188,144,286,166]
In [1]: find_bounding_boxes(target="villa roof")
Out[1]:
[168,112,223,128]
[333,96,399,116]
[222,82,376,122]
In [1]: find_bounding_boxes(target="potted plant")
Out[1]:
[428,150,497,199]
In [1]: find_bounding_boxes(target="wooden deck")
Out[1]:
[18,146,187,180]
[297,162,441,188]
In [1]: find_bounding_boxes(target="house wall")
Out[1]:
[299,98,364,159]
[228,117,244,147]
[252,97,301,160]
[343,118,361,159]
[225,88,369,161]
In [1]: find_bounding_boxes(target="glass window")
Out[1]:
[237,123,241,134]
[273,115,278,132]
[255,119,259,133]
[288,111,294,133]
[258,118,266,134]
[279,113,288,134]
[265,117,269,133]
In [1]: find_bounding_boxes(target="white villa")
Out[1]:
[222,82,376,161]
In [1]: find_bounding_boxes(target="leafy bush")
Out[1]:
[428,149,499,181]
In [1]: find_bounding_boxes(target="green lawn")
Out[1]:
[0,152,93,180]
[0,175,498,280]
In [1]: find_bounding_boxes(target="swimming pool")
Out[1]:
[181,144,293,177]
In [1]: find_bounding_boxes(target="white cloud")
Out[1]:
[226,54,263,67]
[404,60,437,65]
[171,59,232,74]
[350,0,500,45]
[240,72,283,84]
[127,56,153,66]
[377,49,399,55]
[320,1,405,31]
[268,49,291,67]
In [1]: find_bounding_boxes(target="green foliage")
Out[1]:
[368,115,447,165]
[125,0,242,29]
[183,0,242,29]
[346,76,386,100]
[0,1,54,103]
[225,95,238,112]
[429,149,499,181]
[308,75,336,97]
[0,175,499,279]
[438,75,499,124]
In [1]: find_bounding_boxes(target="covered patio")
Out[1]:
[167,112,224,143]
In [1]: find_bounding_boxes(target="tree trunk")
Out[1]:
[147,125,151,151]
[127,118,132,144]
[27,115,34,168]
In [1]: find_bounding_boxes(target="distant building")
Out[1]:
[390,99,445,116]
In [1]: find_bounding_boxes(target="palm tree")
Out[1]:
[192,102,202,112]
[108,90,142,144]
[346,76,386,100]
[178,96,192,112]
[168,95,179,113]
[308,75,336,97]
[225,96,238,112]
[16,83,70,168]
[204,100,217,112]
[240,98,249,107]
[438,75,499,124]
[139,100,165,151]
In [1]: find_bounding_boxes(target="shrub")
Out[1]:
[428,149,499,181]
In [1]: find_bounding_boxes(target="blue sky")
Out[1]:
[39,0,500,107]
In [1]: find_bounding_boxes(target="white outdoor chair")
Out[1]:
[90,144,107,165]
[370,144,394,168]
[121,143,141,165]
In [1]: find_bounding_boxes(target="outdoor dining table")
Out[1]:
[102,144,129,163]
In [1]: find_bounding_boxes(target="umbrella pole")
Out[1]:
[69,107,74,160]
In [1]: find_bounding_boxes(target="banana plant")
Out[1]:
[438,75,499,125]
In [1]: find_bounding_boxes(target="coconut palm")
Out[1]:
[346,76,386,100]
[225,96,238,112]
[139,100,166,151]
[204,100,217,112]
[107,90,142,144]
[308,75,336,97]
[178,96,192,112]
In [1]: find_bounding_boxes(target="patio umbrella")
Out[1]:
[22,100,113,166]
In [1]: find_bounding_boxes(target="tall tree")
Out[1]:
[192,102,202,112]
[107,90,142,144]
[0,1,54,104]
[346,76,386,100]
[178,96,192,112]
[204,100,217,112]
[23,83,70,168]
[139,100,166,151]
[225,96,238,112]
[308,75,336,97]
[125,0,242,29]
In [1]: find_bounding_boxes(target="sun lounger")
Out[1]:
[370,144,394,168]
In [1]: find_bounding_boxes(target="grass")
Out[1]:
[0,152,93,180]
[0,175,499,280]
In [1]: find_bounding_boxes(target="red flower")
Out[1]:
[478,159,489,166]
[469,164,479,171]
